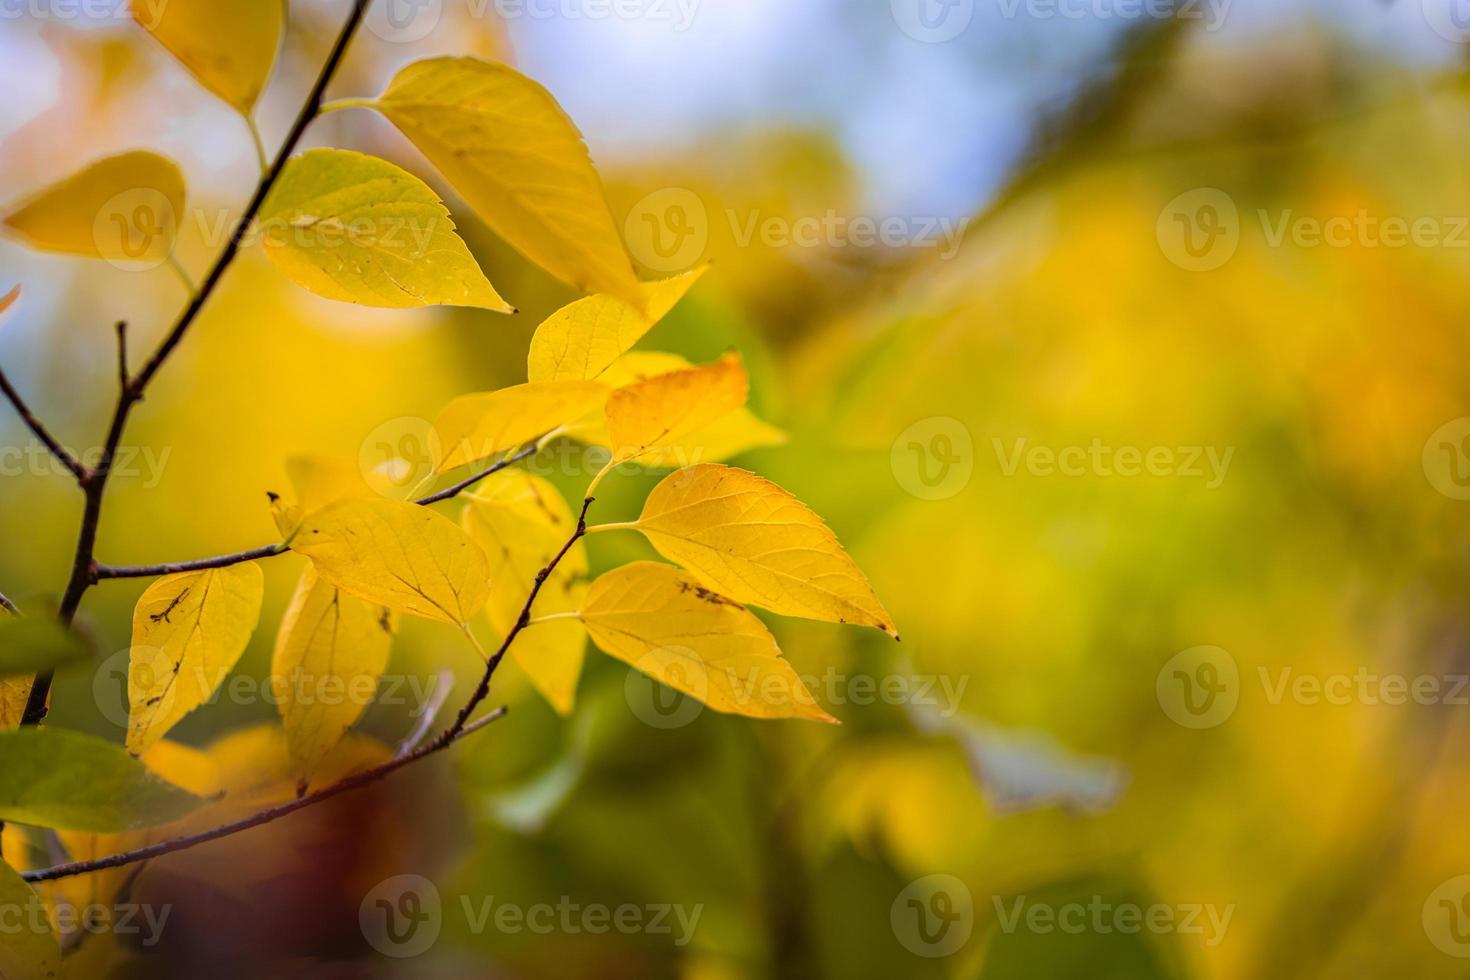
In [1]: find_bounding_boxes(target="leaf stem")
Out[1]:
[246,116,269,176]
[316,97,375,116]
[164,254,197,296]
[583,521,637,535]
[584,458,617,498]
[524,611,580,627]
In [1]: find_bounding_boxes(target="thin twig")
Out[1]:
[395,669,454,758]
[94,445,540,580]
[437,495,595,744]
[21,707,509,883]
[0,590,18,616]
[0,370,85,482]
[23,486,597,881]
[114,321,130,391]
[20,0,371,726]
[414,445,539,506]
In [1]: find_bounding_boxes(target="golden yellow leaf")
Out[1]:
[2,151,184,262]
[433,380,607,473]
[258,148,511,312]
[605,353,748,462]
[0,606,30,731]
[127,563,265,755]
[204,724,392,811]
[0,284,18,317]
[579,561,835,723]
[286,455,375,511]
[360,57,640,304]
[526,267,708,383]
[462,471,588,714]
[630,464,897,637]
[566,352,787,468]
[133,0,282,113]
[273,566,397,789]
[288,497,490,625]
[0,677,30,730]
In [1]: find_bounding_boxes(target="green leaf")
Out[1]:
[0,616,91,676]
[0,728,203,832]
[258,148,512,312]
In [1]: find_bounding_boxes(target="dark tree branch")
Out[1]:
[438,495,595,743]
[114,321,130,390]
[413,444,540,506]
[94,445,541,580]
[0,370,85,482]
[0,589,18,616]
[21,706,509,884]
[24,490,597,882]
[20,0,371,726]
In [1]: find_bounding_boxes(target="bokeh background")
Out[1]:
[5,0,1470,976]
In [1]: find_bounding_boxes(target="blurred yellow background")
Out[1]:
[5,1,1470,977]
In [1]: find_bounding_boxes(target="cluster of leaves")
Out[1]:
[0,2,895,972]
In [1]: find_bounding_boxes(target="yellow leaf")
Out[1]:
[205,724,392,811]
[579,561,835,723]
[288,497,490,625]
[0,678,30,730]
[605,353,748,462]
[433,380,607,473]
[0,604,30,730]
[273,567,397,789]
[127,563,265,755]
[0,284,18,317]
[462,471,588,714]
[0,859,59,980]
[2,151,184,262]
[286,455,377,510]
[631,464,897,636]
[258,148,511,312]
[361,57,640,304]
[133,0,282,114]
[526,267,708,383]
[578,350,781,468]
